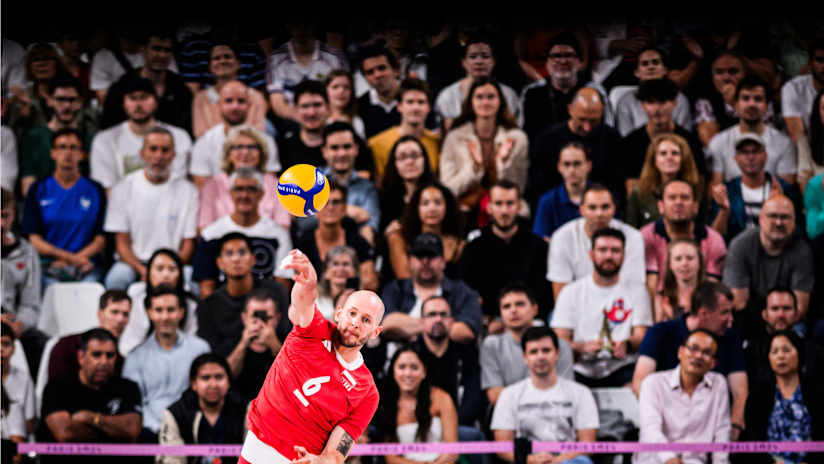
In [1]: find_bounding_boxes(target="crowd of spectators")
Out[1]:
[2,17,824,464]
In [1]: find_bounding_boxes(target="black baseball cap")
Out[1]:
[410,233,443,258]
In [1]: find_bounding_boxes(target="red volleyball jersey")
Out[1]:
[247,308,379,459]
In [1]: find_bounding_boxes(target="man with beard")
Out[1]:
[631,281,747,439]
[382,233,482,343]
[710,133,804,242]
[636,330,730,464]
[159,354,248,464]
[551,228,653,388]
[481,282,574,406]
[101,30,192,132]
[411,296,485,428]
[641,180,726,296]
[459,180,551,320]
[491,326,598,464]
[18,74,98,196]
[781,39,824,144]
[90,77,191,192]
[194,169,293,298]
[190,80,280,189]
[38,328,141,459]
[527,87,622,210]
[521,33,612,142]
[548,184,645,299]
[103,126,198,289]
[277,80,331,170]
[240,249,384,464]
[124,286,210,441]
[724,195,813,335]
[708,75,797,186]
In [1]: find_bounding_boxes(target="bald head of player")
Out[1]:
[567,87,603,137]
[333,290,384,349]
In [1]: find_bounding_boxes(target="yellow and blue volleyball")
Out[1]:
[276,164,330,217]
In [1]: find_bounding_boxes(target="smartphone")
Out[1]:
[345,277,360,289]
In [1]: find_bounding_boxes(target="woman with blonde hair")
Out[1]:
[197,125,289,230]
[625,133,701,228]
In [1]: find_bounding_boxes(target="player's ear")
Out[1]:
[371,325,383,340]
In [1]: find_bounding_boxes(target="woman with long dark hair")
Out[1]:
[797,90,824,193]
[385,182,464,280]
[741,330,823,463]
[325,70,365,139]
[439,77,528,217]
[118,248,198,355]
[374,345,458,464]
[380,135,435,231]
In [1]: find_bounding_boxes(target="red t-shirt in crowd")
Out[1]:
[247,308,379,460]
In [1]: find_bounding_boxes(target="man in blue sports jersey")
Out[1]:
[21,127,107,289]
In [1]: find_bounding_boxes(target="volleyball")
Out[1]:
[277,164,330,217]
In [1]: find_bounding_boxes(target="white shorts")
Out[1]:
[241,430,291,464]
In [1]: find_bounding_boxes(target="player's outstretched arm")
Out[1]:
[292,426,353,464]
[283,249,319,328]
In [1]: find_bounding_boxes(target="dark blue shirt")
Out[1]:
[533,183,586,239]
[21,177,105,253]
[638,315,746,376]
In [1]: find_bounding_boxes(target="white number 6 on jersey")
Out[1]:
[293,376,331,407]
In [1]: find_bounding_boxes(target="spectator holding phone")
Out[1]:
[225,287,287,401]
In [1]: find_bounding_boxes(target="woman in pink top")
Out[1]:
[198,125,290,230]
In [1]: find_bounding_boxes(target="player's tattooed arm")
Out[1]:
[296,426,354,464]
[335,430,354,457]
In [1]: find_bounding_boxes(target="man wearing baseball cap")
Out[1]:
[710,132,803,242]
[381,233,482,343]
[707,75,797,185]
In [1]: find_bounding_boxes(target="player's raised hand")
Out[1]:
[283,250,320,327]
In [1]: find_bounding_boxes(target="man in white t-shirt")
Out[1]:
[491,325,598,464]
[781,39,824,144]
[551,227,652,388]
[194,167,292,298]
[103,127,198,290]
[548,184,645,298]
[709,75,796,185]
[190,80,280,189]
[90,77,191,191]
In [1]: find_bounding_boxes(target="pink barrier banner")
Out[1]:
[17,440,824,456]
